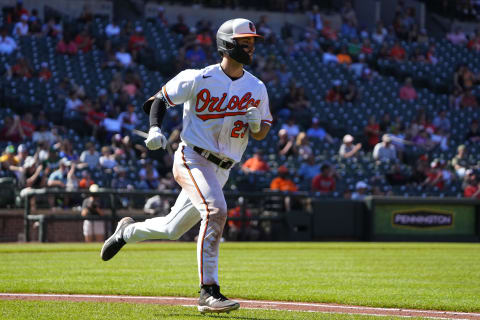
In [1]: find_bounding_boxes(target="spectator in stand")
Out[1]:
[337,45,352,65]
[56,33,78,55]
[295,132,313,160]
[399,77,418,101]
[226,197,259,241]
[32,121,57,146]
[77,4,94,25]
[109,72,124,95]
[21,156,47,211]
[242,150,269,173]
[104,20,121,52]
[111,166,132,190]
[42,17,62,38]
[0,27,17,55]
[321,20,338,41]
[138,161,159,190]
[81,184,105,242]
[9,56,33,78]
[361,38,374,55]
[339,134,362,158]
[323,46,338,64]
[455,65,476,92]
[407,23,420,43]
[466,120,480,142]
[343,81,359,102]
[256,15,275,43]
[277,63,292,87]
[351,181,368,200]
[312,164,336,193]
[281,117,300,139]
[411,47,426,63]
[341,0,357,26]
[467,30,480,52]
[298,154,321,184]
[460,88,478,108]
[0,115,25,143]
[307,5,323,32]
[364,115,381,151]
[74,28,95,53]
[463,170,480,199]
[386,163,409,186]
[122,78,139,98]
[270,165,298,192]
[153,6,168,27]
[307,117,334,143]
[64,90,84,119]
[196,28,213,51]
[347,37,361,59]
[12,1,29,22]
[372,21,388,44]
[86,101,106,139]
[185,43,207,68]
[451,144,471,178]
[379,112,391,135]
[34,60,51,81]
[350,53,367,78]
[105,20,121,38]
[0,145,19,166]
[326,79,344,103]
[128,26,148,61]
[297,33,321,54]
[15,144,28,166]
[389,40,407,61]
[171,14,189,36]
[20,112,35,138]
[373,134,397,163]
[80,142,100,169]
[99,146,116,170]
[47,157,70,191]
[118,103,138,134]
[432,110,451,133]
[341,20,357,39]
[447,26,468,45]
[422,159,445,190]
[78,170,95,189]
[12,14,29,36]
[277,128,295,158]
[426,44,438,64]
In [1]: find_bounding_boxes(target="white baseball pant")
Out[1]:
[123,142,230,286]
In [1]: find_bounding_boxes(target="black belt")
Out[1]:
[193,146,234,169]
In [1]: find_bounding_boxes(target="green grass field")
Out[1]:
[1,242,479,318]
[0,300,436,320]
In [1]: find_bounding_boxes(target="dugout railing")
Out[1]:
[21,188,318,242]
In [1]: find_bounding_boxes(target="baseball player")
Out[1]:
[101,18,272,314]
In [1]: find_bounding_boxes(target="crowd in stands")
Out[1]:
[1,0,480,215]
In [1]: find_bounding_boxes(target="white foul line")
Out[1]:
[0,293,478,320]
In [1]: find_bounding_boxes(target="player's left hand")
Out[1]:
[246,106,261,133]
[145,126,168,150]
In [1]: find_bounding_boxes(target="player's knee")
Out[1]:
[165,225,183,240]
[215,202,228,219]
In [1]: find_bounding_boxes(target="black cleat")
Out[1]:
[198,284,240,314]
[100,217,134,261]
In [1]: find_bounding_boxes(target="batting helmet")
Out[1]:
[216,18,263,65]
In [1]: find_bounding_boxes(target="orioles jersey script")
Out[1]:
[161,63,273,162]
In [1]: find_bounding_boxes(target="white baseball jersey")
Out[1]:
[160,63,273,162]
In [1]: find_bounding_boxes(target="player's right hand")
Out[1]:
[145,126,167,150]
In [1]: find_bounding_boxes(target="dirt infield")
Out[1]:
[1,293,480,319]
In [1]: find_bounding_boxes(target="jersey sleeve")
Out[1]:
[162,69,198,107]
[257,84,273,127]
